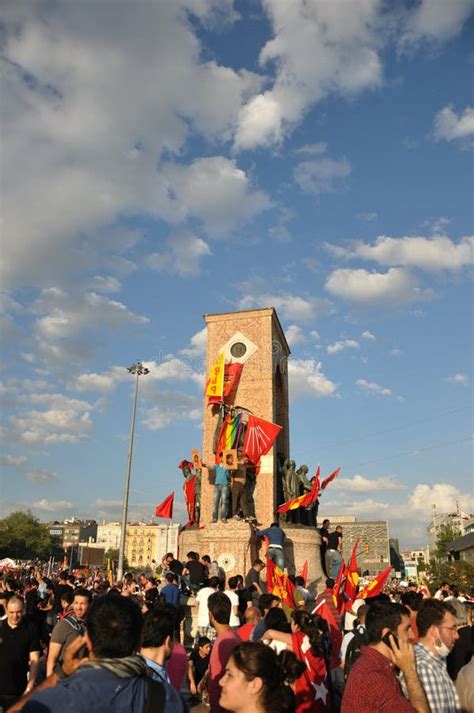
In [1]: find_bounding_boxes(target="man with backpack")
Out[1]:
[46,588,91,677]
[341,604,369,682]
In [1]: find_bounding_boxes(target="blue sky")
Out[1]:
[1,0,473,548]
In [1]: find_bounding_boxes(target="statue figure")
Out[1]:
[296,464,312,494]
[281,458,299,502]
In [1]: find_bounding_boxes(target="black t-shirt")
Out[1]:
[0,619,41,695]
[327,531,342,550]
[319,528,329,549]
[186,560,206,585]
[245,568,260,590]
[168,559,184,576]
[53,583,73,614]
[189,649,210,685]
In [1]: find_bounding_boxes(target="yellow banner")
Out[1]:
[205,352,225,397]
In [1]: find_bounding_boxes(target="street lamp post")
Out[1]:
[117,361,149,581]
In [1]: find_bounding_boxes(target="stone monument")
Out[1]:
[180,307,324,590]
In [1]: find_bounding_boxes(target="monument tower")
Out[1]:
[180,307,324,586]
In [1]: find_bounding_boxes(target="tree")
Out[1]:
[0,511,52,560]
[428,559,474,593]
[416,556,426,573]
[434,521,462,560]
[103,548,127,569]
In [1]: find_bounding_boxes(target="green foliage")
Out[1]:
[103,548,127,569]
[0,511,52,560]
[434,521,462,560]
[427,559,474,593]
[416,556,426,573]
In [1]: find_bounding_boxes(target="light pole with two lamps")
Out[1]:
[117,361,149,581]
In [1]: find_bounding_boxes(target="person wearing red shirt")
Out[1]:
[342,601,429,713]
[204,591,241,712]
[238,606,261,642]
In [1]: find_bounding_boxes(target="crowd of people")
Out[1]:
[0,550,473,713]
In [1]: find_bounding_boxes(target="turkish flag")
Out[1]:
[320,466,340,490]
[155,492,174,519]
[242,415,282,464]
[357,565,393,600]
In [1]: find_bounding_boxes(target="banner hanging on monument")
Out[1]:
[205,351,225,399]
[242,415,282,464]
[208,362,243,404]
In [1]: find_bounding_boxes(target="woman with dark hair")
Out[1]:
[264,610,330,712]
[219,641,304,713]
[261,606,291,653]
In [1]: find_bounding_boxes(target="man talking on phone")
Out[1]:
[342,601,429,713]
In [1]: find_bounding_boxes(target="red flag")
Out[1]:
[208,363,244,404]
[320,466,340,491]
[314,600,343,669]
[183,475,196,524]
[298,560,308,586]
[242,415,282,464]
[278,465,321,513]
[357,565,393,600]
[333,558,346,613]
[344,538,360,610]
[266,556,297,609]
[155,492,174,519]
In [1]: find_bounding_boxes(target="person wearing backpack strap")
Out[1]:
[341,604,369,682]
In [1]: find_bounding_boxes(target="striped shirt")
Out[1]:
[400,643,461,713]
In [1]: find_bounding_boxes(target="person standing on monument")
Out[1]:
[204,452,230,524]
[254,523,286,570]
[230,454,251,521]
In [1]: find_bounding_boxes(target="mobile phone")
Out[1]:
[382,631,399,649]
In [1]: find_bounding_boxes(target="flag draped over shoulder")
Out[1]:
[357,565,392,600]
[155,492,174,519]
[205,352,225,399]
[278,465,320,513]
[183,475,196,524]
[266,557,297,609]
[208,362,243,404]
[242,415,282,464]
[215,412,243,462]
[343,538,360,610]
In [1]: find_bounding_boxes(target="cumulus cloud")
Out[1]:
[356,379,392,397]
[348,235,474,271]
[446,373,469,386]
[145,231,211,276]
[362,330,376,341]
[400,0,474,46]
[321,498,390,517]
[433,105,474,143]
[180,328,208,358]
[86,276,121,293]
[407,483,473,516]
[71,368,126,394]
[26,468,58,484]
[285,324,306,347]
[294,155,351,195]
[234,0,383,150]
[30,499,73,512]
[141,391,202,430]
[10,393,94,444]
[236,280,332,322]
[326,267,427,305]
[327,339,360,355]
[1,1,262,288]
[331,474,405,492]
[288,359,336,399]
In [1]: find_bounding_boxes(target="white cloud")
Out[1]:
[1,2,262,288]
[349,235,474,271]
[234,0,383,150]
[357,212,378,222]
[326,267,426,305]
[92,498,123,510]
[26,468,57,484]
[86,275,121,293]
[30,499,73,512]
[237,280,332,322]
[288,359,337,399]
[145,231,211,276]
[361,330,376,341]
[356,379,392,397]
[10,393,94,444]
[446,373,470,386]
[72,369,124,394]
[1,454,27,467]
[407,483,473,516]
[327,339,360,355]
[294,155,351,195]
[161,157,271,234]
[390,348,403,357]
[180,328,208,358]
[295,142,328,156]
[143,357,204,388]
[141,391,202,430]
[433,105,474,143]
[322,498,390,516]
[285,324,306,347]
[400,0,474,46]
[331,474,405,492]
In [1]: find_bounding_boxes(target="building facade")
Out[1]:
[96,522,122,552]
[125,523,180,569]
[320,515,390,576]
[427,508,471,558]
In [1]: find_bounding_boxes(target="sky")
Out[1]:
[1,0,473,549]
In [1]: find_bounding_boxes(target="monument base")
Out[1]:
[179,522,325,594]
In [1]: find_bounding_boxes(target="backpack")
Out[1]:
[344,626,369,680]
[143,678,166,713]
